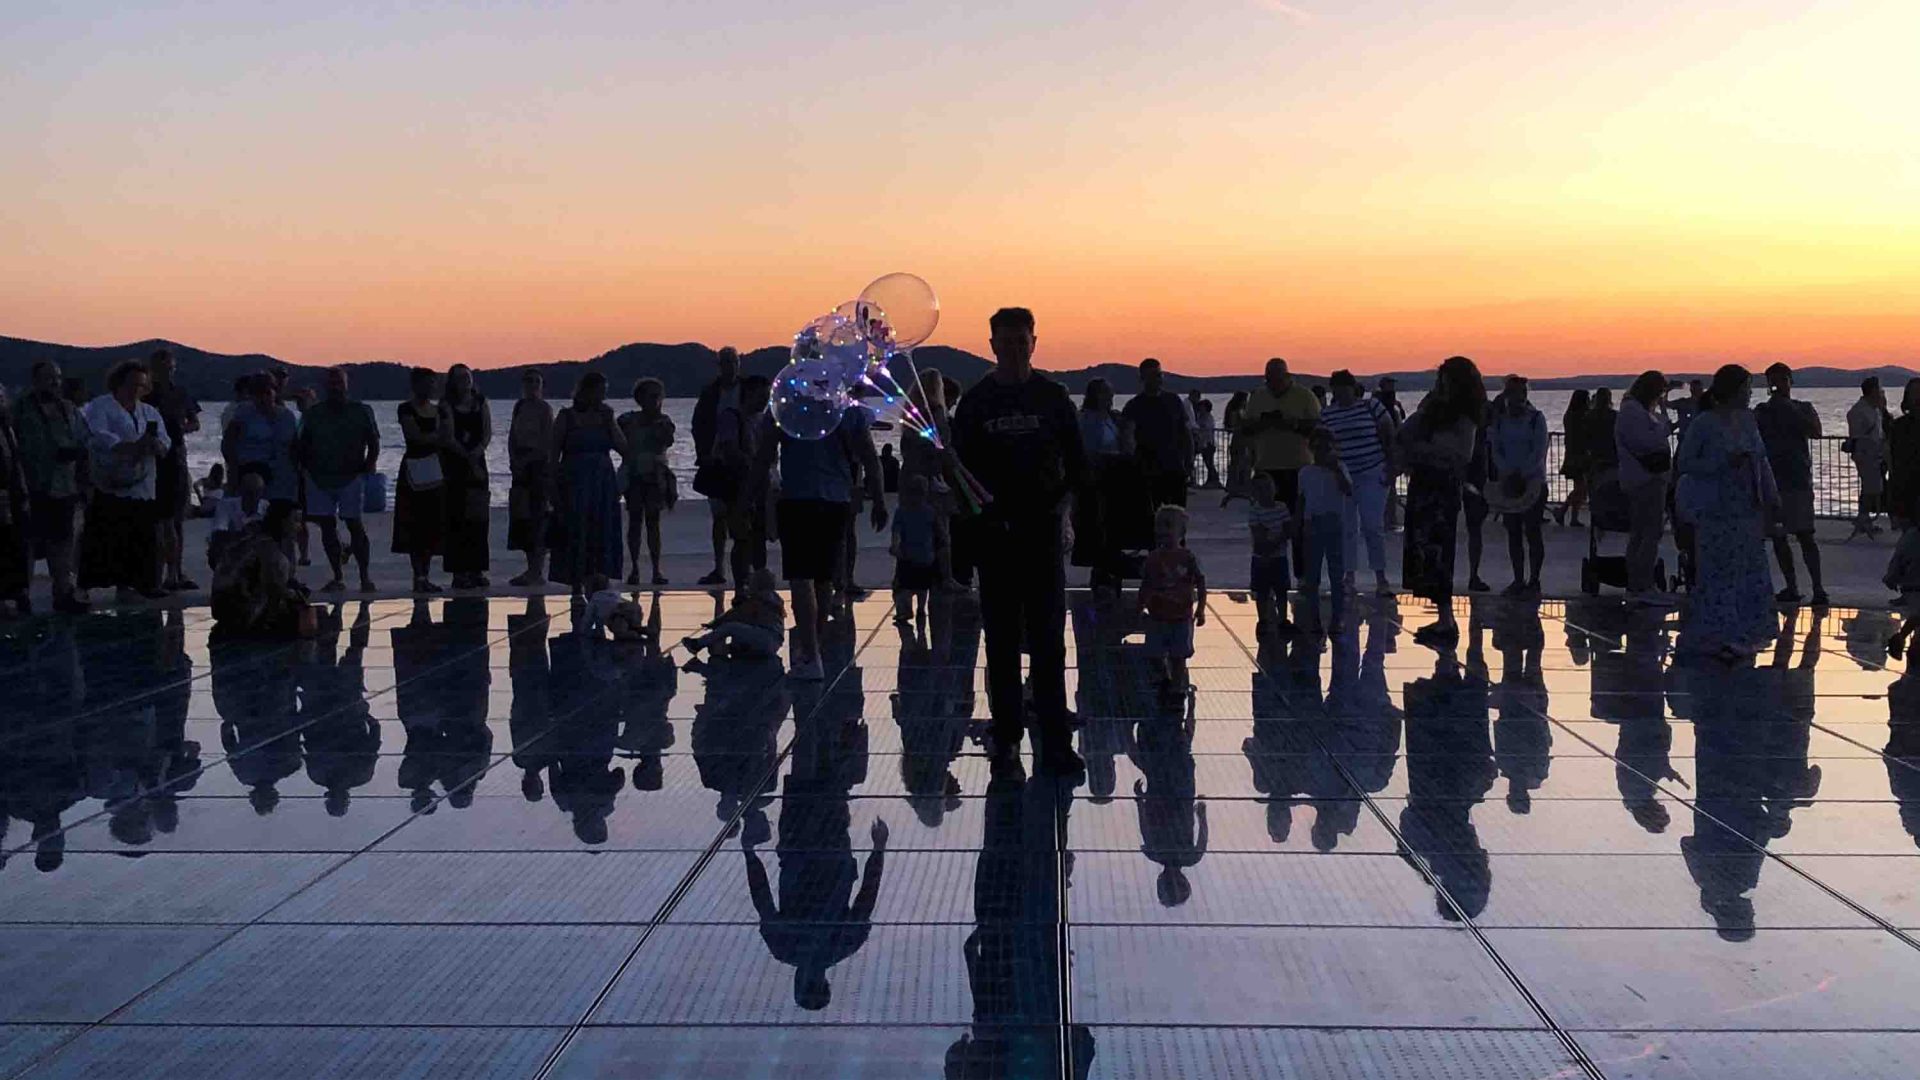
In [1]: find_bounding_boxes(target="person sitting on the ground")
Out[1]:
[207,464,270,571]
[682,568,787,661]
[210,501,311,638]
[193,462,226,517]
[578,571,655,642]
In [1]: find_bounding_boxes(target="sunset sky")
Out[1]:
[3,1,1917,375]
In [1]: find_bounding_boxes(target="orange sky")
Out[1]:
[2,1,1916,374]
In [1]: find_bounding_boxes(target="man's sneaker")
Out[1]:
[1468,577,1491,593]
[1811,589,1831,607]
[1775,587,1802,603]
[697,570,728,586]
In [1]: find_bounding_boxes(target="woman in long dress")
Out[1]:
[1675,364,1778,662]
[393,367,446,593]
[548,371,629,595]
[439,364,493,589]
[1398,356,1486,646]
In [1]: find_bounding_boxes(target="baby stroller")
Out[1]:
[1581,465,1667,595]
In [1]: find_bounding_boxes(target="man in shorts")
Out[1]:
[1753,362,1827,605]
[751,401,886,680]
[295,367,380,592]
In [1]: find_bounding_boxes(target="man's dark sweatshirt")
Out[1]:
[952,371,1087,523]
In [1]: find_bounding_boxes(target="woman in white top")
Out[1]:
[1848,378,1889,536]
[79,359,172,599]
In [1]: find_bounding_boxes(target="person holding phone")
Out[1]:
[78,358,172,601]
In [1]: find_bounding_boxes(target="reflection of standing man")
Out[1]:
[746,676,886,1012]
[952,307,1087,775]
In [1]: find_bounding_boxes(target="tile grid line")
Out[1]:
[1217,595,1611,1080]
[528,604,897,1080]
[1545,605,1920,956]
[3,605,592,1080]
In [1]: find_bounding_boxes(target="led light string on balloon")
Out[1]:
[772,273,992,515]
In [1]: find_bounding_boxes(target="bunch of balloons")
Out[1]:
[773,272,991,513]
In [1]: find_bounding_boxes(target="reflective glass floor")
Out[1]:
[4,592,1920,1078]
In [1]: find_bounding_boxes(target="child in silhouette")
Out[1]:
[1246,472,1292,636]
[890,473,938,628]
[1297,427,1354,631]
[1138,504,1206,699]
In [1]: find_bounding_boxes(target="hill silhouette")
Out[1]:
[3,334,1912,400]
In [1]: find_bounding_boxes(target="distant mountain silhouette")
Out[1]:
[3,334,1912,400]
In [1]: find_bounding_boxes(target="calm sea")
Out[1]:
[180,389,1876,507]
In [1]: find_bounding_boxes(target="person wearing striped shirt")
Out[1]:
[1322,371,1396,596]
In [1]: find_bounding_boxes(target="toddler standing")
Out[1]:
[891,474,939,627]
[1138,505,1207,698]
[1246,472,1292,636]
[1298,427,1354,630]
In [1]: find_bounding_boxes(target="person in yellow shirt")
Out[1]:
[1238,358,1321,563]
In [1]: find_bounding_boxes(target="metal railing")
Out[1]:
[1196,430,1872,522]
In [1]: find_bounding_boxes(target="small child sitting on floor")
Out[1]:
[581,573,652,641]
[682,568,788,660]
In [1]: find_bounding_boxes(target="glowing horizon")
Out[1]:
[3,2,1917,376]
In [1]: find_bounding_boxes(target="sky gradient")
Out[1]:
[3,1,1916,374]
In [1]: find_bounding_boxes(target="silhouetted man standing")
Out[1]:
[952,308,1086,774]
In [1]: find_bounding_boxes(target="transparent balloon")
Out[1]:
[856,272,939,350]
[793,310,882,384]
[771,358,851,440]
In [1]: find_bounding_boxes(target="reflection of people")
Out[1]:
[300,603,381,817]
[214,630,301,817]
[546,627,625,844]
[1883,638,1920,847]
[1489,603,1549,813]
[1599,617,1678,834]
[1130,706,1207,906]
[508,595,557,800]
[615,596,676,792]
[947,760,1092,1079]
[893,611,968,828]
[746,671,885,1011]
[1397,649,1493,920]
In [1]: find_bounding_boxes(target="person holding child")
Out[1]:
[1138,504,1207,699]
